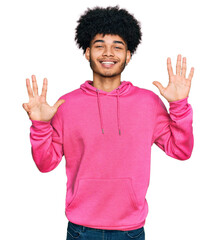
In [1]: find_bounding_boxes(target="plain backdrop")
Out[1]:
[0,0,215,239]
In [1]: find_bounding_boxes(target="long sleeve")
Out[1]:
[29,109,64,172]
[152,96,194,160]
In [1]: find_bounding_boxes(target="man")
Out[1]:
[22,6,194,240]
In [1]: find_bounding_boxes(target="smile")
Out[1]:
[100,61,117,68]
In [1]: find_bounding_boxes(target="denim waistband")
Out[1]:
[68,221,143,233]
[69,221,87,232]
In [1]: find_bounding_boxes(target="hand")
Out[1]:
[22,75,65,121]
[152,54,194,102]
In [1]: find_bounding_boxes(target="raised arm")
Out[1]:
[23,75,65,172]
[152,55,194,160]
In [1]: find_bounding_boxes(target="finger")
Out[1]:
[41,78,48,99]
[22,103,30,113]
[176,54,182,75]
[26,78,34,98]
[188,67,194,82]
[167,57,174,78]
[152,81,165,95]
[181,57,187,78]
[53,99,65,111]
[32,75,39,96]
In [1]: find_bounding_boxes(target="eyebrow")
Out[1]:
[92,40,125,46]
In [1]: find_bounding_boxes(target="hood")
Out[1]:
[80,80,133,96]
[80,80,134,136]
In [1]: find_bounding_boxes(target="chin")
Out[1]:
[95,70,122,78]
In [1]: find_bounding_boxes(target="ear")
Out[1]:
[85,47,90,61]
[126,50,131,65]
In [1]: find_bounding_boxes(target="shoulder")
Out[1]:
[55,88,81,114]
[58,88,81,101]
[132,85,159,104]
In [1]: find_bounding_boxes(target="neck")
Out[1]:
[91,73,122,92]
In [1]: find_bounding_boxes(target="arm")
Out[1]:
[30,108,64,172]
[152,95,194,160]
[22,75,65,172]
[152,54,195,160]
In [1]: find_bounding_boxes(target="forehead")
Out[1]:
[90,34,126,45]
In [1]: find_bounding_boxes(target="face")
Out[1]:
[85,34,131,79]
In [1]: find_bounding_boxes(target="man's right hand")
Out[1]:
[22,75,65,121]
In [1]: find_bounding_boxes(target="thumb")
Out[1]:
[22,103,30,112]
[152,81,165,95]
[53,99,65,111]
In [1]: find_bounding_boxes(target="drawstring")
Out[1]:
[96,88,121,136]
[116,88,121,136]
[96,89,104,134]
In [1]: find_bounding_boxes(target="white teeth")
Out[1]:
[101,62,115,64]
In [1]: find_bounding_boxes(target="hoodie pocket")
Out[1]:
[66,178,140,227]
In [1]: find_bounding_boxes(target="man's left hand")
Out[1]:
[153,54,194,102]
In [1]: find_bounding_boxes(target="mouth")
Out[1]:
[99,61,117,68]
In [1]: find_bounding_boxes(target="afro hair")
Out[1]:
[75,6,142,56]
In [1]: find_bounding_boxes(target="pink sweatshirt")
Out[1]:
[30,80,194,231]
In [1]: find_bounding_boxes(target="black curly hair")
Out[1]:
[75,6,142,56]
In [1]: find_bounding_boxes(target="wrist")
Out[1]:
[168,96,189,104]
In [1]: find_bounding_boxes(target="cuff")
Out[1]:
[169,97,189,112]
[30,119,52,131]
[169,97,192,120]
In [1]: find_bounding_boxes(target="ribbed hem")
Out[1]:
[169,97,189,112]
[30,119,52,130]
[30,119,51,124]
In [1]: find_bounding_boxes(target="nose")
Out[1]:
[102,46,114,57]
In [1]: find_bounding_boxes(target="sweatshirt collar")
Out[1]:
[80,80,133,96]
[80,80,133,136]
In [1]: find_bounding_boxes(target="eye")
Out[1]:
[95,45,103,48]
[115,46,122,50]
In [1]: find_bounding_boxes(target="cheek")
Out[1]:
[117,51,127,60]
[89,55,99,69]
[89,58,96,69]
[90,52,100,62]
[119,54,127,64]
[90,49,101,58]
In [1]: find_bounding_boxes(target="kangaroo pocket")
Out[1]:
[65,178,141,228]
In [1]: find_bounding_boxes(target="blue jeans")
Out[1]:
[66,221,145,240]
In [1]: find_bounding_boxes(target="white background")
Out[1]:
[0,0,215,239]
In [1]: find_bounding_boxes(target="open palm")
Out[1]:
[153,54,194,102]
[22,75,65,121]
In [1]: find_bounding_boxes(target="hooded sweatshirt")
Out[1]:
[29,80,194,231]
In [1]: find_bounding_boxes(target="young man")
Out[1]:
[23,6,194,240]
